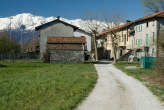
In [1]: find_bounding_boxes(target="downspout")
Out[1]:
[156,19,160,57]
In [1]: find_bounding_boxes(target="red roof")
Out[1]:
[98,10,164,37]
[98,22,132,36]
[47,36,86,44]
[134,10,164,23]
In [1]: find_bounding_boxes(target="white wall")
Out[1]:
[74,30,91,52]
[133,20,157,57]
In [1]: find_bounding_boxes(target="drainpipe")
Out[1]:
[156,20,159,57]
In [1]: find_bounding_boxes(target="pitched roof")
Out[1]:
[134,10,164,23]
[98,10,164,37]
[98,22,132,36]
[76,28,92,36]
[35,19,79,30]
[47,36,86,44]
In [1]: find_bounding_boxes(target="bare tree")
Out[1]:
[84,13,104,61]
[142,0,164,13]
[103,13,122,63]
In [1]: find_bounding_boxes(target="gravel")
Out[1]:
[76,63,164,110]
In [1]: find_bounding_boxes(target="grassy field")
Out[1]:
[115,62,164,102]
[0,60,97,110]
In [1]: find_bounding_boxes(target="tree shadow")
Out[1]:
[0,64,7,68]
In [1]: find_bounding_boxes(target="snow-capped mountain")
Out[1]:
[0,13,112,43]
[0,13,108,32]
[0,13,55,30]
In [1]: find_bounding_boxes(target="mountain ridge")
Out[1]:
[0,13,108,32]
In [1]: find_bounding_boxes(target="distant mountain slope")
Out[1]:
[0,13,108,32]
[0,13,112,43]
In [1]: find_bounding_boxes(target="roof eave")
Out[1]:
[35,19,79,31]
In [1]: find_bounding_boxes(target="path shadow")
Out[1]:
[95,61,111,64]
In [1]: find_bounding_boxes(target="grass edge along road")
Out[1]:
[0,60,97,110]
[114,62,164,102]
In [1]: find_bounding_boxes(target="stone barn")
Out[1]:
[35,16,91,59]
[47,36,86,62]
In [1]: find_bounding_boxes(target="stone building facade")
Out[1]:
[35,17,91,59]
[47,36,86,62]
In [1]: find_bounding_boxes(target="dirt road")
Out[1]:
[76,63,164,110]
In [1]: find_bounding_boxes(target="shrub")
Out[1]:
[155,34,164,74]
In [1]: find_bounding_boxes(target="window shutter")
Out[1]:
[146,34,149,46]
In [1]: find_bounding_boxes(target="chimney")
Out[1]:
[57,16,60,20]
[126,20,131,23]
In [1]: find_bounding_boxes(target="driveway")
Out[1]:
[76,62,164,110]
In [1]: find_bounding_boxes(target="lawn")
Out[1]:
[0,60,97,110]
[115,62,164,102]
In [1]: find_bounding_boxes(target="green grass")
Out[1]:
[114,62,164,101]
[0,60,97,110]
[115,62,153,81]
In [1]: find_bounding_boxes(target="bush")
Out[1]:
[155,57,164,74]
[155,35,164,74]
[0,32,20,53]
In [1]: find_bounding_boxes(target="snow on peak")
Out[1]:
[0,13,110,32]
[0,13,55,30]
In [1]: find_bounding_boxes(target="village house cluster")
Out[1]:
[23,11,164,63]
[97,11,164,61]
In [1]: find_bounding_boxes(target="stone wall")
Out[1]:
[48,50,84,62]
[39,22,74,59]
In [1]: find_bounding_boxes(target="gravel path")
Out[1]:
[76,63,164,110]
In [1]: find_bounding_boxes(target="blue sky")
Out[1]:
[0,0,146,21]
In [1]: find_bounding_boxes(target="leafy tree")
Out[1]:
[142,0,164,13]
[0,32,20,53]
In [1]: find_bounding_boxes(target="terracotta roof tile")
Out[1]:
[134,10,164,23]
[98,10,164,37]
[98,22,132,36]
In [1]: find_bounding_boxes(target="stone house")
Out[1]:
[24,38,40,53]
[35,17,91,59]
[47,36,86,62]
[97,11,164,60]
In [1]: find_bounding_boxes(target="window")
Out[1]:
[146,21,149,27]
[140,39,142,45]
[136,39,138,45]
[122,35,124,42]
[152,21,155,26]
[138,25,140,32]
[153,32,155,43]
[124,34,126,40]
[152,48,155,57]
[146,34,149,46]
[136,39,142,48]
[140,24,142,31]
[136,25,142,32]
